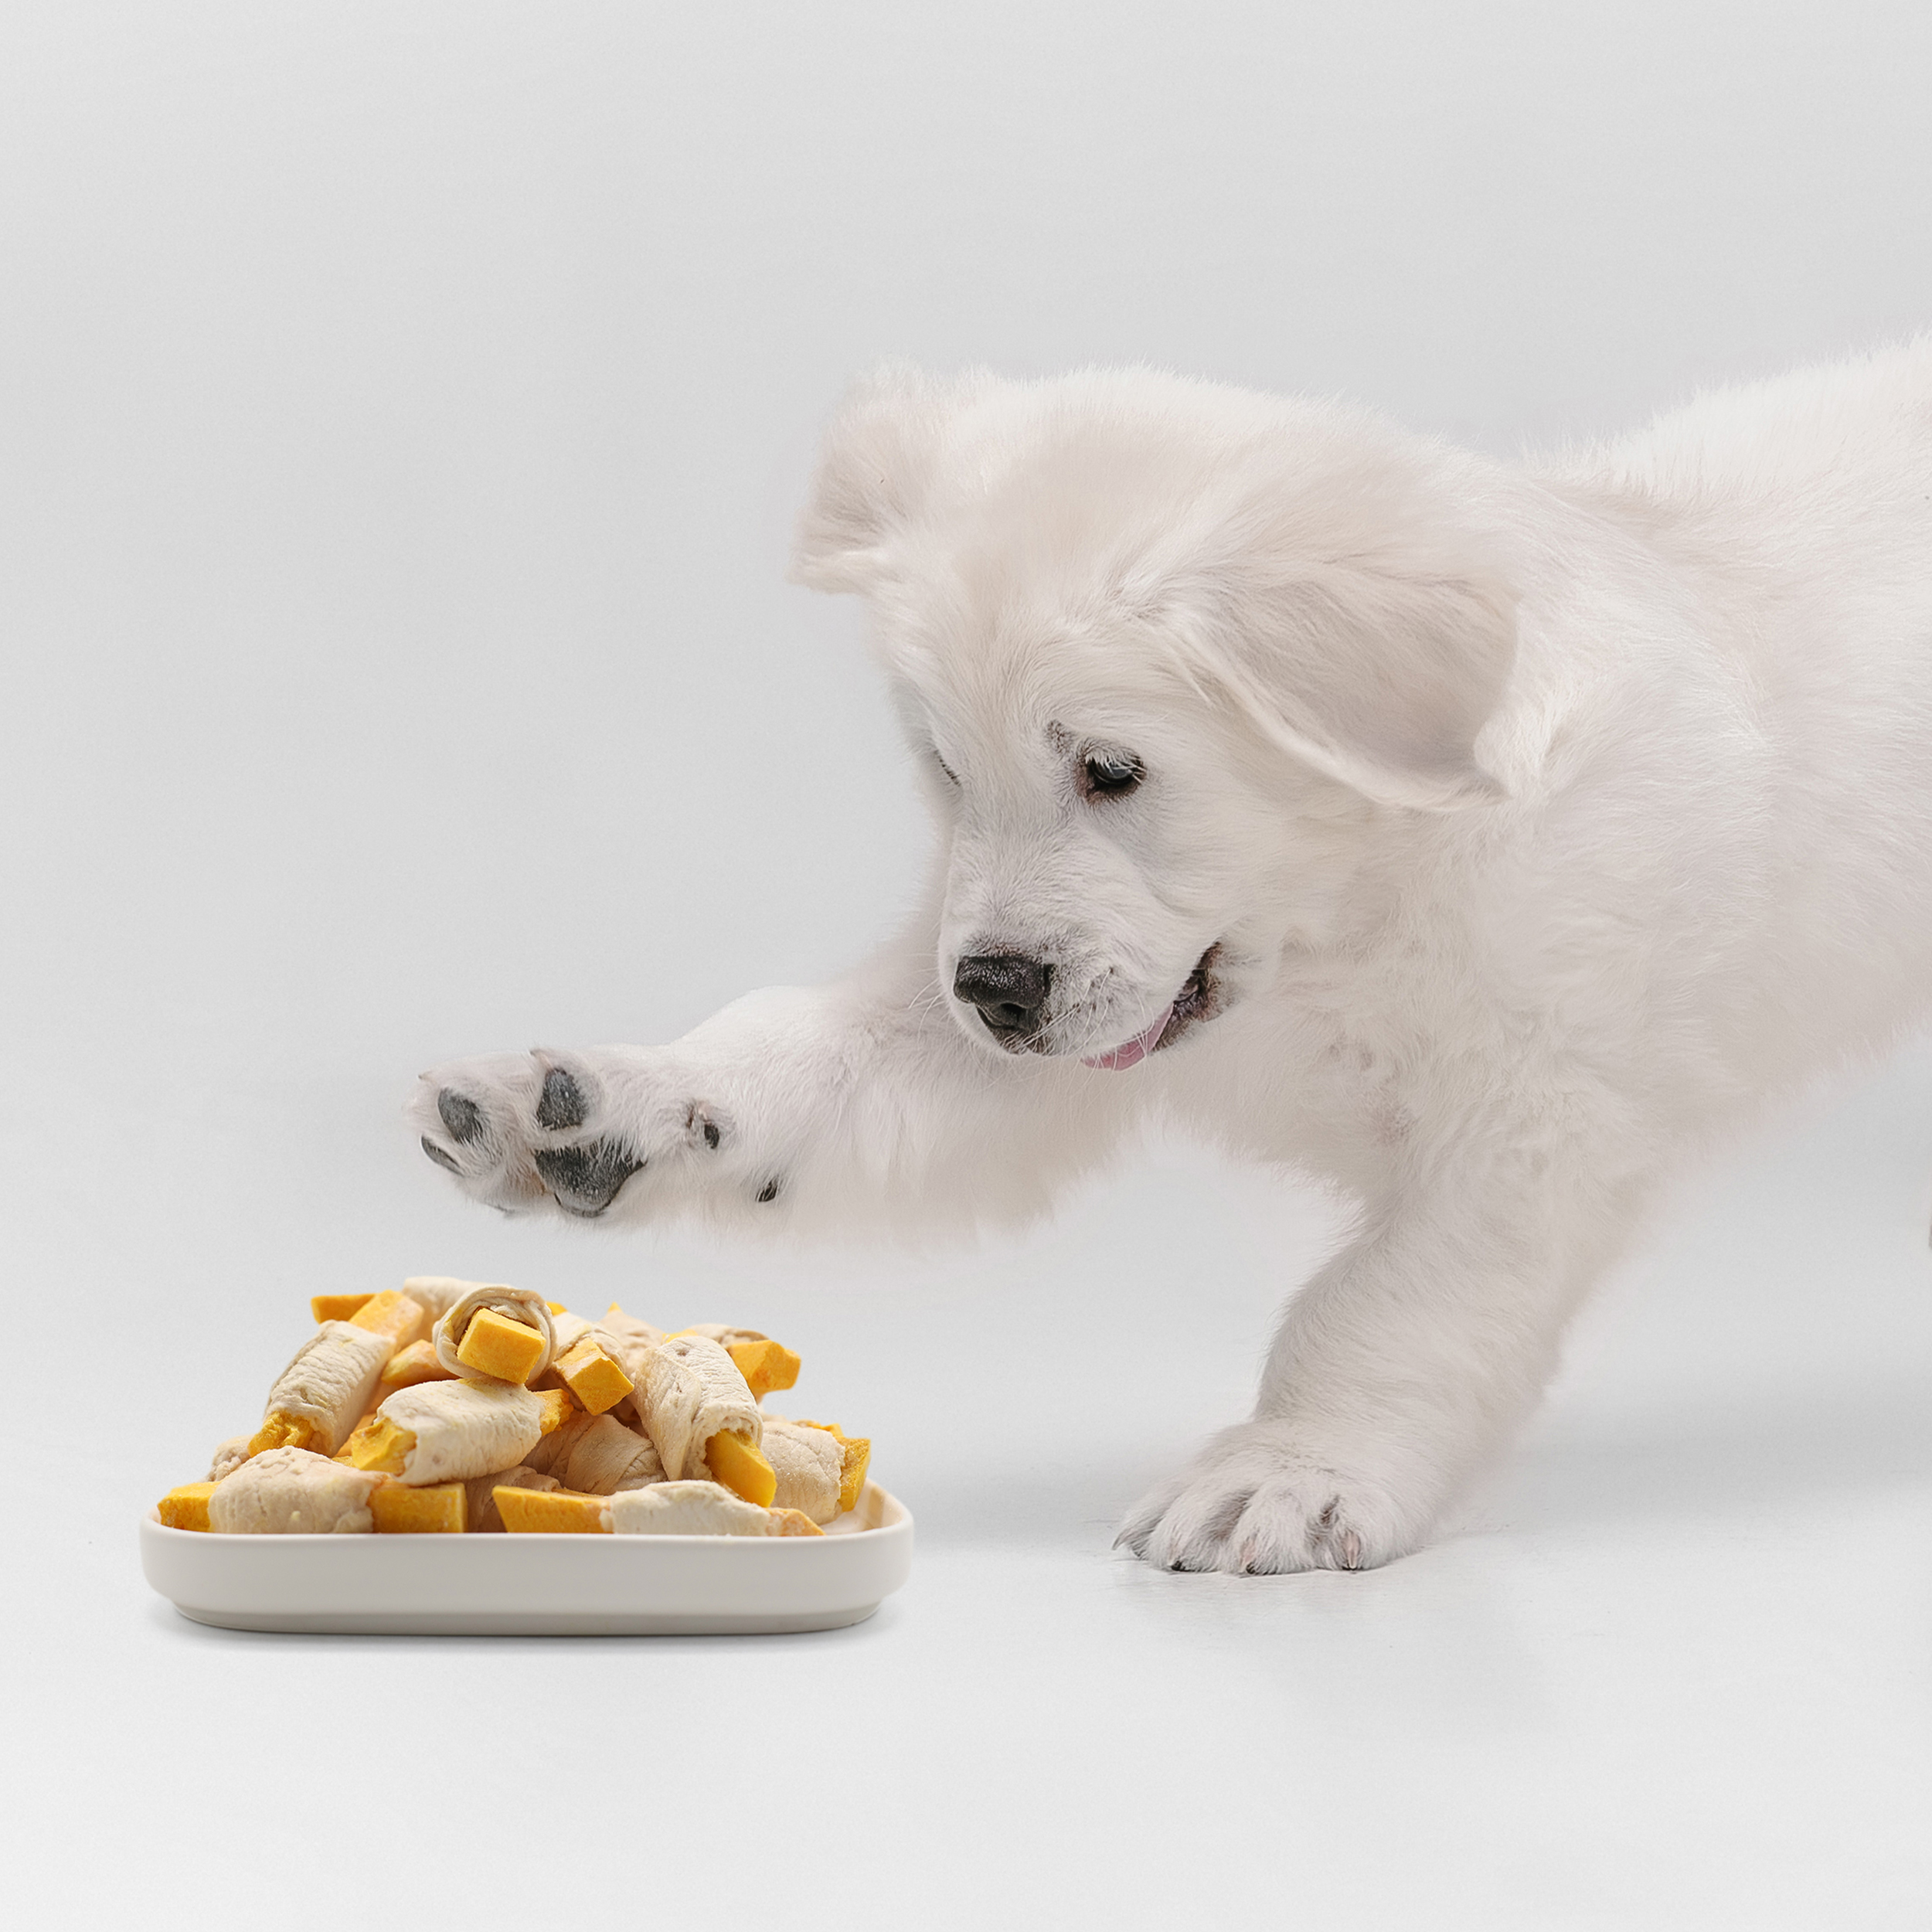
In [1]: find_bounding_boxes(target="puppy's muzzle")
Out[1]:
[953,953,1053,1046]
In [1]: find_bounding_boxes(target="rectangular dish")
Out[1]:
[141,1481,911,1635]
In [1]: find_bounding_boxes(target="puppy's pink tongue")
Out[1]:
[1083,1005,1174,1071]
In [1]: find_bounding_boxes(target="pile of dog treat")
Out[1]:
[156,1277,869,1537]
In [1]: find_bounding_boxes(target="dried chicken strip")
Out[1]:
[598,1306,665,1423]
[551,1414,663,1495]
[207,1436,253,1483]
[607,1481,778,1537]
[432,1284,556,1385]
[789,1420,872,1514]
[352,1379,571,1485]
[399,1276,481,1321]
[669,1323,770,1349]
[464,1464,558,1532]
[250,1321,395,1458]
[210,1446,383,1533]
[758,1417,844,1523]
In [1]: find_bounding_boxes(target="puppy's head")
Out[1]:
[791,366,1518,1066]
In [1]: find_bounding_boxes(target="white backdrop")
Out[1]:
[5,5,1930,1927]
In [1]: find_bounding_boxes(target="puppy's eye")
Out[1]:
[931,748,961,787]
[1080,752,1144,799]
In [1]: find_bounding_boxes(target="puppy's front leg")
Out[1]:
[411,934,1141,1238]
[1119,1153,1634,1572]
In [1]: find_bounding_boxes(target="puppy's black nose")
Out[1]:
[953,953,1053,1039]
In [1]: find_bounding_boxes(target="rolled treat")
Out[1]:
[206,1436,253,1483]
[788,1419,872,1514]
[250,1321,396,1458]
[607,1481,777,1537]
[759,1416,843,1523]
[639,1335,774,1503]
[518,1409,593,1478]
[599,1306,665,1423]
[666,1325,800,1398]
[464,1464,559,1532]
[400,1276,485,1321]
[670,1323,768,1349]
[432,1284,556,1386]
[351,1379,571,1485]
[543,1313,635,1416]
[555,1415,663,1495]
[523,1410,664,1492]
[209,1446,382,1533]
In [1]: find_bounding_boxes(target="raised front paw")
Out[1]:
[409,1046,784,1222]
[1115,1421,1427,1574]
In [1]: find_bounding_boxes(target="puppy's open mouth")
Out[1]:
[1083,945,1223,1070]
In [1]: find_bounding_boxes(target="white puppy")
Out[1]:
[413,342,1932,1572]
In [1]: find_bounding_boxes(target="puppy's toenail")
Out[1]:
[1337,1530,1362,1570]
[536,1066,587,1132]
[756,1178,781,1203]
[437,1090,484,1144]
[420,1137,461,1173]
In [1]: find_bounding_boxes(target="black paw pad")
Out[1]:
[534,1139,644,1216]
[536,1066,588,1132]
[421,1136,462,1174]
[437,1089,485,1145]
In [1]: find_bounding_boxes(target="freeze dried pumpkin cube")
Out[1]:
[369,1480,466,1534]
[546,1328,634,1417]
[158,1483,218,1532]
[376,1338,455,1396]
[703,1428,777,1508]
[727,1338,801,1398]
[311,1293,375,1324]
[454,1307,549,1384]
[349,1290,430,1349]
[494,1486,609,1534]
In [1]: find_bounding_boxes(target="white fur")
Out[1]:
[413,342,1932,1572]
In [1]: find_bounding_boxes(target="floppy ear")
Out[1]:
[1168,540,1518,811]
[789,364,986,595]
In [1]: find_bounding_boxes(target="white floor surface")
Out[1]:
[8,1046,1930,1930]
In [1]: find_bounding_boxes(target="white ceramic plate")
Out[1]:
[141,1482,913,1635]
